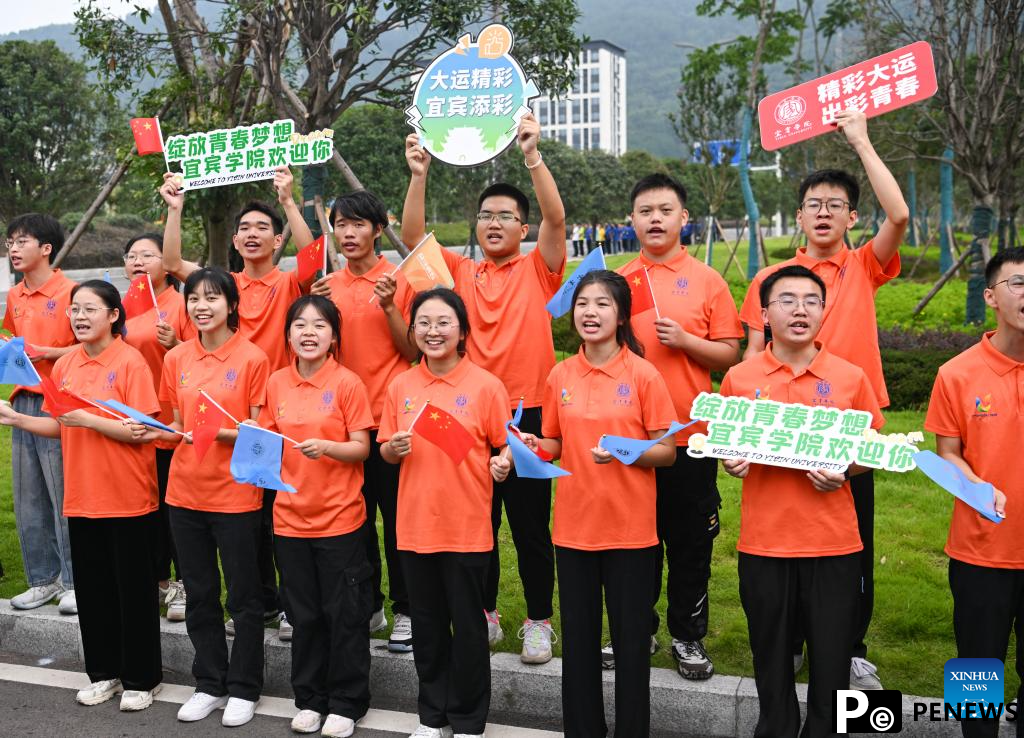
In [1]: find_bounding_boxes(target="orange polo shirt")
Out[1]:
[924,333,1024,569]
[48,338,159,518]
[3,269,77,396]
[719,343,884,558]
[260,358,375,538]
[326,257,414,426]
[542,347,676,551]
[739,242,900,407]
[234,267,302,371]
[441,246,565,409]
[616,247,743,445]
[124,285,196,431]
[160,331,270,513]
[378,357,510,553]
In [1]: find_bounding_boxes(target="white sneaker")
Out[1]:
[158,582,170,602]
[177,691,227,721]
[290,708,322,733]
[388,613,413,653]
[454,734,483,738]
[120,684,162,711]
[11,582,62,610]
[225,618,235,636]
[485,610,503,646]
[518,619,555,664]
[368,607,388,633]
[322,713,357,737]
[222,696,258,727]
[76,678,122,705]
[278,613,293,642]
[850,656,883,690]
[165,581,186,622]
[410,725,454,738]
[58,589,77,615]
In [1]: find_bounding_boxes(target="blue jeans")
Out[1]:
[12,392,73,588]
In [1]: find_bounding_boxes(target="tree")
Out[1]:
[0,40,117,223]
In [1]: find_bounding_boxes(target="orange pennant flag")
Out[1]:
[398,233,455,292]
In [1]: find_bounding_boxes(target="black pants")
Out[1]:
[154,448,178,582]
[169,505,264,701]
[69,514,162,691]
[401,551,490,734]
[652,453,720,641]
[739,552,858,738]
[949,558,1024,738]
[259,489,285,617]
[363,429,407,615]
[557,545,657,738]
[486,405,555,621]
[276,529,373,719]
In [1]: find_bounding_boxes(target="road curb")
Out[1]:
[0,600,1010,735]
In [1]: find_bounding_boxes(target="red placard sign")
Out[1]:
[758,41,937,151]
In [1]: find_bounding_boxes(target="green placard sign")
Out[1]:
[686,391,922,473]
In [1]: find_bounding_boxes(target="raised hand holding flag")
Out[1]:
[0,337,42,386]
[546,246,606,318]
[130,117,165,156]
[296,235,327,283]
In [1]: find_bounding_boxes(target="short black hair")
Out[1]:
[285,295,342,360]
[797,169,860,211]
[478,183,530,223]
[630,174,687,209]
[6,213,64,264]
[184,267,240,331]
[71,279,127,338]
[408,287,470,357]
[759,265,827,306]
[234,200,283,235]
[329,190,389,230]
[985,246,1024,286]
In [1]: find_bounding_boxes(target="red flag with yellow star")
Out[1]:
[130,117,164,156]
[192,395,226,462]
[296,235,327,283]
[122,275,158,319]
[623,266,657,315]
[411,401,475,465]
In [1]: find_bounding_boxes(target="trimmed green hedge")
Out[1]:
[881,348,959,411]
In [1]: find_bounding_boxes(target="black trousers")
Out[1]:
[486,405,555,621]
[154,448,178,582]
[69,514,162,691]
[739,552,858,738]
[652,453,720,641]
[363,429,407,615]
[259,489,285,617]
[169,505,264,701]
[949,558,1024,738]
[276,529,373,719]
[401,551,490,734]
[557,545,657,738]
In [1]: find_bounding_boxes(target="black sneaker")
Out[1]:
[672,638,714,680]
[601,636,658,670]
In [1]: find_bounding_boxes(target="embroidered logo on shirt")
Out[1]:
[44,298,58,317]
[672,276,689,296]
[972,393,997,418]
[560,388,574,406]
[276,401,287,418]
[222,368,238,390]
[178,371,191,387]
[318,390,335,413]
[402,396,418,413]
[104,371,117,390]
[754,387,770,401]
[614,382,633,406]
[811,378,835,407]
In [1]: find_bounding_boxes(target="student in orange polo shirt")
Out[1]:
[721,265,883,738]
[611,173,743,680]
[925,247,1023,738]
[121,232,196,619]
[378,288,511,738]
[310,189,418,652]
[519,270,676,737]
[160,166,317,636]
[137,267,271,728]
[259,295,375,737]
[402,113,566,662]
[1,279,163,711]
[739,111,909,688]
[3,213,78,614]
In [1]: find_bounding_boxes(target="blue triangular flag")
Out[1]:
[511,398,524,428]
[230,424,296,493]
[505,424,571,480]
[97,398,177,434]
[0,337,42,386]
[913,450,1002,524]
[599,420,698,465]
[546,246,606,318]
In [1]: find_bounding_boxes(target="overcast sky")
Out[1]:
[1,1,154,35]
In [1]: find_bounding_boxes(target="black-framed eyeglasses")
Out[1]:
[989,275,1024,295]
[800,198,850,215]
[476,211,521,224]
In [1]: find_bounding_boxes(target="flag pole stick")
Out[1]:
[646,268,662,320]
[146,273,162,326]
[199,389,242,426]
[369,232,430,303]
[155,117,171,174]
[407,398,430,433]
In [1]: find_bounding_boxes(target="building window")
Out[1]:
[592,129,600,149]
[537,101,547,125]
[584,128,590,148]
[558,129,567,144]
[560,100,568,123]
[572,99,581,124]
[572,129,580,149]
[592,99,600,122]
[590,68,600,93]
[573,75,581,94]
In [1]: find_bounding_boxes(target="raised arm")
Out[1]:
[160,173,200,280]
[519,113,566,273]
[402,133,431,249]
[274,167,317,292]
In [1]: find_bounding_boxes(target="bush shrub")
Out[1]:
[881,348,961,410]
[100,213,148,230]
[59,211,90,234]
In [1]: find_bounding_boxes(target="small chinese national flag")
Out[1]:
[40,376,94,417]
[130,118,164,156]
[122,275,158,319]
[296,235,327,283]
[623,267,657,315]
[192,395,226,462]
[412,402,475,465]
